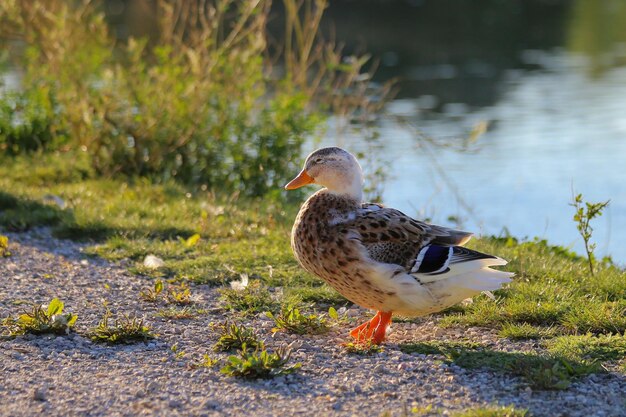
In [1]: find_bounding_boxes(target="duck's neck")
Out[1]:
[326,185,362,202]
[324,170,364,202]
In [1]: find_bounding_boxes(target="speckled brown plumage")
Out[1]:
[290,189,472,310]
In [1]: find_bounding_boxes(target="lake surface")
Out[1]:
[305,0,626,263]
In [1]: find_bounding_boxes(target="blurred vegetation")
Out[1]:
[567,0,626,76]
[0,0,390,196]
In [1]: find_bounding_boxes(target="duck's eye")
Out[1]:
[315,158,324,164]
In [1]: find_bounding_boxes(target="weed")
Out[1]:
[190,353,220,369]
[510,355,597,390]
[267,306,331,335]
[0,235,11,257]
[165,282,193,306]
[140,280,194,305]
[140,280,164,302]
[89,309,155,344]
[498,322,558,340]
[213,322,262,352]
[220,343,301,379]
[1,298,77,336]
[570,193,610,276]
[450,405,529,417]
[170,343,185,360]
[219,280,278,316]
[155,306,204,320]
[342,341,384,355]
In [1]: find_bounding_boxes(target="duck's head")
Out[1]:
[285,147,364,200]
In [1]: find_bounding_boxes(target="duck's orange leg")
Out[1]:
[349,311,393,344]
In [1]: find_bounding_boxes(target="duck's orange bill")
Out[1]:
[284,170,314,190]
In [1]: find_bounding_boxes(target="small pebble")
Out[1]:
[33,388,46,402]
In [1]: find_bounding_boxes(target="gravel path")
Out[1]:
[1,230,625,417]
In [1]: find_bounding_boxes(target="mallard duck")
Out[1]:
[285,147,513,344]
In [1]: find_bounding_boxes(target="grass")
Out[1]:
[398,340,600,390]
[267,305,331,335]
[438,236,626,335]
[220,343,301,379]
[450,350,598,390]
[190,354,220,369]
[381,405,529,417]
[219,280,280,316]
[140,280,165,302]
[89,309,155,344]
[155,307,206,320]
[342,341,384,355]
[498,322,559,340]
[212,322,263,352]
[545,333,626,362]
[450,405,529,417]
[1,298,77,336]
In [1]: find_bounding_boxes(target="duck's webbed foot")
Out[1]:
[349,311,392,345]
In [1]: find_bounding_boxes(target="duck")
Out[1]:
[285,146,513,344]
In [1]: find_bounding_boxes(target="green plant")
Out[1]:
[0,88,61,155]
[213,321,262,352]
[510,355,596,390]
[190,353,220,369]
[342,341,384,355]
[89,309,155,344]
[498,322,558,340]
[0,0,389,196]
[220,343,301,379]
[156,306,204,320]
[266,305,331,335]
[450,405,529,417]
[447,349,599,390]
[140,280,164,302]
[170,343,185,360]
[546,333,626,362]
[140,280,194,305]
[219,280,278,315]
[1,298,77,336]
[570,193,610,276]
[436,236,626,335]
[0,235,10,257]
[165,282,193,305]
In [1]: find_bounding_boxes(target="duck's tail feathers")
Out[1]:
[410,245,513,304]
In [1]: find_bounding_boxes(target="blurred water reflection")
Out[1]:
[308,0,626,263]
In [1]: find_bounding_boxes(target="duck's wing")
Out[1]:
[350,204,474,269]
[356,204,472,246]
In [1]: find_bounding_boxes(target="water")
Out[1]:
[306,1,626,263]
